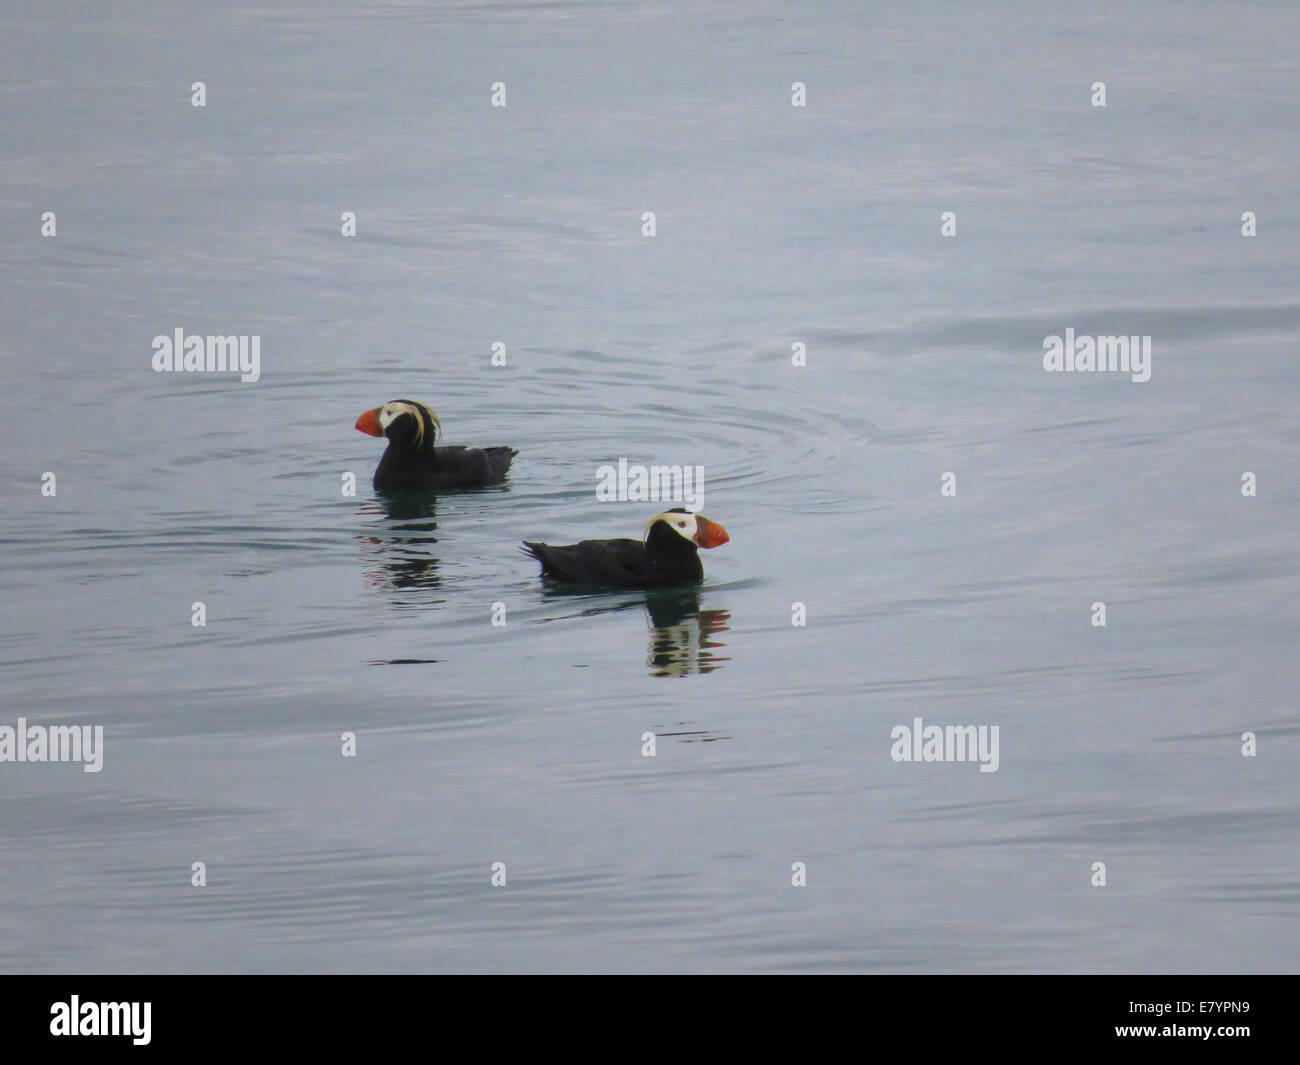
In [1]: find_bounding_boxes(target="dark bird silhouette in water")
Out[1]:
[522,508,730,589]
[355,399,516,492]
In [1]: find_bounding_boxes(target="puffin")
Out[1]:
[522,508,729,589]
[354,399,517,492]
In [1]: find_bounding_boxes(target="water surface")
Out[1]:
[1,0,1297,972]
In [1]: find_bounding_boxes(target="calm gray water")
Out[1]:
[1,0,1297,973]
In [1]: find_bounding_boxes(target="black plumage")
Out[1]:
[355,399,516,492]
[523,509,729,590]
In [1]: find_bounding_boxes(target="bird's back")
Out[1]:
[522,537,650,586]
[434,444,517,487]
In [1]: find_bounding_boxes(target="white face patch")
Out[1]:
[377,401,441,446]
[644,510,700,544]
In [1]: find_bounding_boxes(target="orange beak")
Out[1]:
[694,517,729,549]
[355,407,384,437]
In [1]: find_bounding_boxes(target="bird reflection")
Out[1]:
[644,589,731,677]
[356,494,442,599]
[537,586,733,677]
